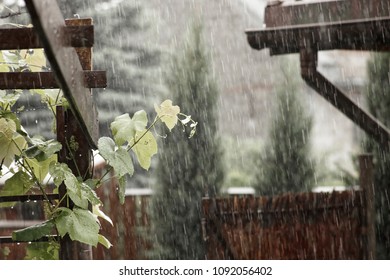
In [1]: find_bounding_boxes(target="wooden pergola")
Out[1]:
[246,0,390,148]
[244,0,389,259]
[0,0,106,260]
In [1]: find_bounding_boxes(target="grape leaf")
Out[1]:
[12,220,55,242]
[98,234,112,249]
[110,110,148,146]
[98,137,134,178]
[49,162,73,187]
[26,154,57,184]
[20,48,46,72]
[0,52,10,72]
[25,242,59,260]
[55,207,99,247]
[0,118,27,167]
[93,204,113,226]
[24,138,62,161]
[64,172,101,209]
[1,50,19,71]
[0,91,20,109]
[131,130,157,170]
[0,171,34,207]
[154,99,180,131]
[110,114,134,146]
[132,110,148,131]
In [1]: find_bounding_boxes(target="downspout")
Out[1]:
[299,47,390,150]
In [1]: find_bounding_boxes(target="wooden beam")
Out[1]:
[359,154,376,260]
[264,0,390,28]
[25,0,98,148]
[0,25,93,50]
[0,71,106,89]
[300,48,390,149]
[246,17,390,54]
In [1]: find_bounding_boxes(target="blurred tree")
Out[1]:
[253,64,315,195]
[150,21,224,259]
[365,53,390,259]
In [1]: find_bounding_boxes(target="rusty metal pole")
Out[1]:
[359,154,376,259]
[57,18,95,260]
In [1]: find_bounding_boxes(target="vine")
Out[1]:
[0,48,197,259]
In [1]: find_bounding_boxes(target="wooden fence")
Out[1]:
[202,191,368,259]
[0,184,151,260]
[92,176,151,260]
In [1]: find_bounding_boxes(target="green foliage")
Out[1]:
[253,63,315,195]
[12,220,55,242]
[0,42,194,259]
[365,53,390,259]
[25,242,59,260]
[150,21,224,259]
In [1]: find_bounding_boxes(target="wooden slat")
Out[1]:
[0,234,59,244]
[0,25,93,50]
[25,0,99,148]
[0,193,59,203]
[0,71,106,89]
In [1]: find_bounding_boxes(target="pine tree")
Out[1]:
[365,53,390,259]
[253,65,315,195]
[150,22,224,259]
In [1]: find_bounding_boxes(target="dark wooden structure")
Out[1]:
[202,155,375,259]
[0,0,107,260]
[246,0,390,148]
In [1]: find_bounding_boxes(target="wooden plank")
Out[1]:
[359,154,376,259]
[25,0,98,148]
[0,25,93,50]
[246,16,390,54]
[0,71,106,89]
[0,193,59,203]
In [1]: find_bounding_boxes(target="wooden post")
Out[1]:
[359,154,376,259]
[56,18,95,260]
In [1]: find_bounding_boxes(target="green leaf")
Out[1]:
[63,175,88,209]
[24,138,62,161]
[1,50,19,70]
[131,130,157,170]
[98,234,112,249]
[63,173,101,209]
[0,52,10,72]
[55,207,99,247]
[0,91,20,109]
[0,118,27,167]
[12,220,55,242]
[110,114,134,146]
[25,242,59,260]
[26,154,57,183]
[154,99,180,131]
[118,176,126,204]
[93,204,113,226]
[110,110,148,146]
[21,48,46,72]
[98,137,134,177]
[49,162,72,187]
[0,171,33,207]
[132,110,148,131]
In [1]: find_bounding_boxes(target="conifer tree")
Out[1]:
[253,65,315,195]
[150,22,224,259]
[365,53,390,259]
